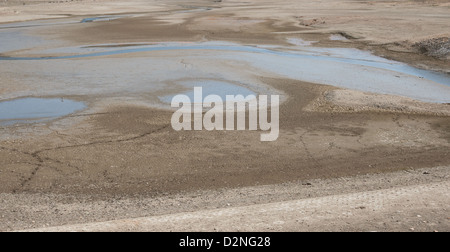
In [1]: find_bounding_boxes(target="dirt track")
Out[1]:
[0,0,449,232]
[23,181,450,232]
[10,167,450,232]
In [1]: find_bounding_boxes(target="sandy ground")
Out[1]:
[1,0,449,65]
[0,0,449,232]
[14,167,450,232]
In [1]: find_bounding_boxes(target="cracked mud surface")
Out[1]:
[0,79,449,232]
[1,80,449,198]
[0,0,449,231]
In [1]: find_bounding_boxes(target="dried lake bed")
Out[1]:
[0,0,449,232]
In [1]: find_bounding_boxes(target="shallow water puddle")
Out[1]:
[1,24,449,105]
[80,15,127,23]
[0,98,86,126]
[1,41,447,86]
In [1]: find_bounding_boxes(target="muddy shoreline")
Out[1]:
[0,0,449,232]
[1,78,449,198]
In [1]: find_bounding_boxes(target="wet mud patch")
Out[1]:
[92,106,172,136]
[0,98,86,126]
[431,119,450,143]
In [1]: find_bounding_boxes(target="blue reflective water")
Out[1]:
[80,16,123,23]
[0,98,86,126]
[1,43,449,88]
